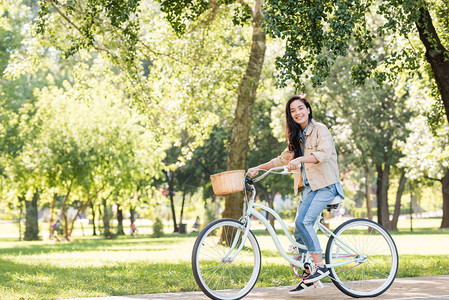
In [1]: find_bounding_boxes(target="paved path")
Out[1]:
[69,275,449,300]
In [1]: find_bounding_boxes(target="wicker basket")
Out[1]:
[210,170,245,195]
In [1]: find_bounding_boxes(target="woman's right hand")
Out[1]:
[287,157,303,172]
[247,167,260,178]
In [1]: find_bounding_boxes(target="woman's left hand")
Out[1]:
[287,158,301,171]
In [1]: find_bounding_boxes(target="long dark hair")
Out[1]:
[285,95,313,158]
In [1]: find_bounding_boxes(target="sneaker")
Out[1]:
[303,265,329,283]
[289,281,315,295]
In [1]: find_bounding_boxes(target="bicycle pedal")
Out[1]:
[287,244,297,254]
[313,280,324,288]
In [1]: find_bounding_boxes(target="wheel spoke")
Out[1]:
[192,219,261,300]
[326,219,398,298]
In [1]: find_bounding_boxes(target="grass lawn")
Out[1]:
[0,218,448,299]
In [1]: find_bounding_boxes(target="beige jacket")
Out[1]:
[270,119,341,195]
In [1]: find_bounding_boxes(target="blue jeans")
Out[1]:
[294,184,339,254]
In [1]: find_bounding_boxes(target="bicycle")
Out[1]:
[192,166,399,300]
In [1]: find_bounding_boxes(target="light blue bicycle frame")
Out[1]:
[225,167,364,270]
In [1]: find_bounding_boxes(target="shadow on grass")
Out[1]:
[0,236,186,256]
[389,227,449,235]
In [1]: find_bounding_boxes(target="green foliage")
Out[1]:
[0,2,23,74]
[1,0,447,235]
[400,115,449,180]
[157,0,252,35]
[36,0,141,74]
[263,0,445,93]
[264,0,368,89]
[313,48,415,177]
[152,217,164,238]
[204,203,218,225]
[425,96,446,135]
[1,0,257,226]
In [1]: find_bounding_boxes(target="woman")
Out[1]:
[248,95,344,295]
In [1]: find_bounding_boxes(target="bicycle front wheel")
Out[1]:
[325,218,398,298]
[192,218,261,300]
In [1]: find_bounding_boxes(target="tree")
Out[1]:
[0,0,49,240]
[264,0,449,128]
[34,0,269,222]
[400,115,449,228]
[223,0,266,221]
[3,1,190,239]
[1,0,104,241]
[26,57,165,238]
[314,52,414,230]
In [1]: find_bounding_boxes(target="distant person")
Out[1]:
[130,223,138,237]
[192,216,200,231]
[51,220,62,240]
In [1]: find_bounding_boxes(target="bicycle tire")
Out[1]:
[192,218,261,300]
[325,218,398,298]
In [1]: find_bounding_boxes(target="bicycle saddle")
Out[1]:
[326,195,343,211]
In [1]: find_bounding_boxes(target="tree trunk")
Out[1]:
[18,196,25,241]
[69,200,88,237]
[61,180,74,240]
[365,166,373,220]
[390,172,407,231]
[179,189,186,233]
[376,164,391,228]
[24,190,39,241]
[222,0,266,221]
[117,203,125,235]
[49,193,57,237]
[441,168,449,229]
[414,5,449,229]
[180,189,186,224]
[69,186,104,237]
[61,194,68,239]
[98,204,103,235]
[91,201,97,236]
[168,174,178,233]
[415,7,449,124]
[102,198,112,239]
[130,206,136,225]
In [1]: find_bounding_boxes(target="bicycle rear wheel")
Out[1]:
[325,219,398,298]
[192,218,261,300]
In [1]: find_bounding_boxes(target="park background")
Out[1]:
[0,0,449,299]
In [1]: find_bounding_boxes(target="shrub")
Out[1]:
[152,217,164,238]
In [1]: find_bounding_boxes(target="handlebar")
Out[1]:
[246,166,300,183]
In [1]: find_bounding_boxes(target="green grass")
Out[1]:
[0,219,448,299]
[0,236,199,299]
